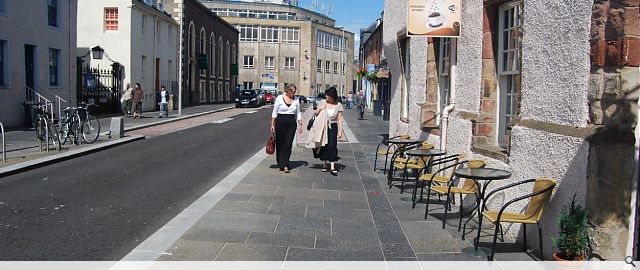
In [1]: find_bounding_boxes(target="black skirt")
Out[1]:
[318,123,338,162]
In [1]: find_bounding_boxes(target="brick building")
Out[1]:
[359,16,392,119]
[385,0,639,260]
[165,0,239,106]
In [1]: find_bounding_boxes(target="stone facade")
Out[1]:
[384,0,639,260]
[165,0,239,106]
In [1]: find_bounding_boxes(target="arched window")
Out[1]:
[199,28,206,76]
[210,33,215,76]
[218,37,223,78]
[188,22,195,59]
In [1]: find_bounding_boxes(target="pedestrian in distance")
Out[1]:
[346,93,353,109]
[122,82,133,117]
[157,85,169,118]
[132,83,144,118]
[270,84,303,173]
[357,91,366,120]
[314,87,344,176]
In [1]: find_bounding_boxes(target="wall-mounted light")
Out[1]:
[91,46,105,60]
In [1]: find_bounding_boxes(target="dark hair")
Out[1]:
[135,83,141,89]
[324,87,338,103]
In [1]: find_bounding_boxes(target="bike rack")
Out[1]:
[0,121,5,162]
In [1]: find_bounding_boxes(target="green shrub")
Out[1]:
[553,194,589,260]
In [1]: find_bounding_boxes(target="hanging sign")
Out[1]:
[407,0,461,37]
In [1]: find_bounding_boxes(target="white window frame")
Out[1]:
[496,1,522,146]
[239,25,259,42]
[333,62,338,74]
[264,56,275,70]
[200,80,206,102]
[0,40,8,86]
[260,26,279,43]
[199,28,206,76]
[284,57,295,70]
[317,59,322,72]
[209,34,215,76]
[333,35,340,51]
[317,31,323,47]
[325,60,330,73]
[48,48,60,86]
[243,81,253,90]
[281,27,300,44]
[243,55,254,68]
[324,33,332,49]
[342,63,346,75]
[437,38,451,123]
[104,7,118,32]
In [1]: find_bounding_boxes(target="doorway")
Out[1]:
[24,44,36,90]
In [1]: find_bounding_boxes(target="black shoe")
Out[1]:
[330,169,338,176]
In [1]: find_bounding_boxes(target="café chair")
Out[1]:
[481,178,557,261]
[374,134,410,174]
[432,159,486,230]
[412,154,462,212]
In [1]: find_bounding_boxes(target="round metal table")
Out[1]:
[386,138,421,145]
[454,167,512,257]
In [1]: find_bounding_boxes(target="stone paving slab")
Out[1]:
[285,247,384,261]
[215,243,288,261]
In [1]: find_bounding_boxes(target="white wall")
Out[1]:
[0,0,77,127]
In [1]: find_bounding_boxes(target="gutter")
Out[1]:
[440,38,457,150]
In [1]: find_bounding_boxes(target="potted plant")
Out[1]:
[356,67,368,79]
[552,194,589,261]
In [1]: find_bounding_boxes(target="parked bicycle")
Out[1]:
[59,102,100,145]
[33,102,62,151]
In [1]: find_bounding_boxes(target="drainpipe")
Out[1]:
[177,2,184,115]
[627,88,640,262]
[440,38,457,150]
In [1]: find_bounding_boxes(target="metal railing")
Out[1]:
[26,86,54,120]
[0,121,5,162]
[55,95,68,121]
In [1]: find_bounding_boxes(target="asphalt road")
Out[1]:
[0,108,271,260]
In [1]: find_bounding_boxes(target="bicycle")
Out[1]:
[59,102,101,145]
[33,102,62,151]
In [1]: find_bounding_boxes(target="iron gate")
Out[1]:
[77,61,122,114]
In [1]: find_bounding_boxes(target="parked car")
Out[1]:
[264,92,274,104]
[307,96,316,104]
[256,90,266,106]
[235,89,261,108]
[296,95,308,103]
[313,93,326,109]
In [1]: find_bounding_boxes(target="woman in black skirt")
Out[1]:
[314,87,343,176]
[270,84,302,173]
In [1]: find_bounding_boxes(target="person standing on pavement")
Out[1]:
[270,84,303,173]
[314,87,343,176]
[346,93,353,109]
[122,82,133,117]
[132,83,144,118]
[157,86,169,118]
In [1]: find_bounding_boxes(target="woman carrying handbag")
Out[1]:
[269,84,302,173]
[313,87,343,176]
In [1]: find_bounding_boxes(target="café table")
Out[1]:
[404,149,447,199]
[454,167,512,257]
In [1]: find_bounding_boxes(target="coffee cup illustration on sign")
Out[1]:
[426,1,446,28]
[448,5,456,12]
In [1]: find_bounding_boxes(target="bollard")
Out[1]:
[110,117,124,139]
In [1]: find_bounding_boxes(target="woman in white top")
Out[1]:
[270,84,303,173]
[314,87,343,175]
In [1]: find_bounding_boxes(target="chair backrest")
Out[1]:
[399,134,410,139]
[419,142,434,150]
[460,159,486,191]
[524,178,557,221]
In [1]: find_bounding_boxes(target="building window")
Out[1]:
[48,49,59,86]
[497,1,522,145]
[48,0,58,27]
[264,56,275,70]
[239,25,259,42]
[243,55,254,68]
[225,41,230,78]
[317,60,322,72]
[317,31,323,47]
[325,60,330,73]
[281,27,299,44]
[325,33,332,49]
[243,81,253,89]
[104,8,118,31]
[142,15,147,38]
[0,0,6,14]
[141,55,147,79]
[342,37,347,52]
[199,29,206,75]
[0,40,7,86]
[398,37,410,122]
[260,26,279,43]
[209,35,215,76]
[438,38,451,118]
[157,22,162,42]
[342,63,345,75]
[333,35,340,51]
[333,62,338,74]
[218,38,223,77]
[200,80,206,102]
[284,57,295,70]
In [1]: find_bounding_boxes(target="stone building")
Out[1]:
[0,0,78,128]
[200,0,355,97]
[78,0,178,112]
[360,15,392,119]
[384,0,639,260]
[165,0,239,106]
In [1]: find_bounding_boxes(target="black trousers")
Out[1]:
[275,114,297,169]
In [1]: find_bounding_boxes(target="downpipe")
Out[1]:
[440,38,458,150]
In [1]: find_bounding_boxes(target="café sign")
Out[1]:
[407,0,461,37]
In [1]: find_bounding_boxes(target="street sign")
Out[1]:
[198,54,208,69]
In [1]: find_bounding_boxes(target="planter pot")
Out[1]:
[553,253,585,269]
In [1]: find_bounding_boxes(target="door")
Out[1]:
[155,58,160,110]
[24,44,35,90]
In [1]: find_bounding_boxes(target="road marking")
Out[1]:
[244,110,257,114]
[211,118,233,124]
[121,148,268,261]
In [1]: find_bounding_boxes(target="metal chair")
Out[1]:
[411,154,462,211]
[374,134,410,174]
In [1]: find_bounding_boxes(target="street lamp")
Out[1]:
[337,26,345,97]
[91,46,104,60]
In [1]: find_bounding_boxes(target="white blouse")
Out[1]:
[271,95,302,120]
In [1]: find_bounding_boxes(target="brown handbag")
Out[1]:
[266,132,275,155]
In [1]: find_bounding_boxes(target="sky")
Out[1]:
[299,0,385,56]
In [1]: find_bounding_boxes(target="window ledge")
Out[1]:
[472,144,509,164]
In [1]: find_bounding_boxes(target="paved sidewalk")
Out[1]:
[151,109,534,261]
[1,103,233,167]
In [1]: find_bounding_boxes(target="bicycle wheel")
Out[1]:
[81,115,100,143]
[46,119,62,151]
[72,114,81,145]
[58,117,69,145]
[35,117,46,144]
